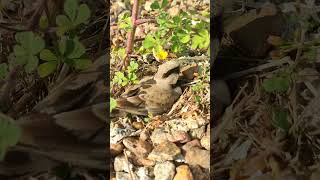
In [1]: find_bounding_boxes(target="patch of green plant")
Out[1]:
[9,31,45,73]
[302,47,317,61]
[191,82,204,103]
[0,63,8,79]
[56,0,91,36]
[117,48,126,60]
[136,0,209,59]
[144,112,154,123]
[2,0,92,79]
[39,15,49,30]
[271,106,290,133]
[0,113,21,161]
[112,60,139,86]
[262,69,293,94]
[190,66,209,104]
[38,37,92,77]
[191,81,204,92]
[118,11,133,31]
[110,97,117,112]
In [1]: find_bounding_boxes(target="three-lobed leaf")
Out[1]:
[11,32,45,73]
[127,61,138,73]
[56,0,91,35]
[15,32,45,55]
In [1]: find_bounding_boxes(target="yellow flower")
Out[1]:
[153,45,168,61]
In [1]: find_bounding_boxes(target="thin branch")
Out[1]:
[135,18,156,25]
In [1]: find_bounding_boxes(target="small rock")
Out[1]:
[200,134,210,150]
[164,117,206,132]
[114,154,133,173]
[154,161,176,180]
[130,156,156,167]
[189,126,206,139]
[151,128,169,145]
[140,130,151,141]
[132,121,144,129]
[110,123,136,144]
[185,147,210,169]
[173,165,194,180]
[136,167,152,180]
[122,137,152,158]
[116,172,138,180]
[182,139,202,151]
[111,143,124,156]
[168,131,191,143]
[148,141,181,162]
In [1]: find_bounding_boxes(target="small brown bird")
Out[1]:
[113,60,182,116]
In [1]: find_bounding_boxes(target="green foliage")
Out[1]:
[110,97,117,112]
[0,113,21,161]
[9,31,45,73]
[118,12,132,31]
[262,70,293,93]
[191,82,204,92]
[302,47,317,61]
[138,0,210,58]
[191,29,210,50]
[144,112,154,123]
[271,106,290,132]
[39,15,49,30]
[191,82,204,103]
[2,1,92,80]
[38,38,92,77]
[150,0,169,9]
[113,60,139,87]
[117,48,126,60]
[56,0,91,36]
[0,63,8,79]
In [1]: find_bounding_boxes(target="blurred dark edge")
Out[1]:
[106,0,111,179]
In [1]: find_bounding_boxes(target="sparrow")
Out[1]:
[113,60,183,116]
